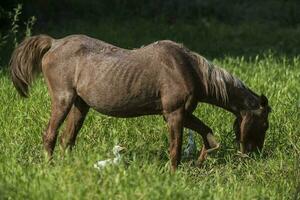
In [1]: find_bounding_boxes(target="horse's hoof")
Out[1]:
[206,143,220,153]
[43,150,54,163]
[207,133,219,148]
[195,160,205,168]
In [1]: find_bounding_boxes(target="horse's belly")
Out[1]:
[78,85,162,117]
[93,99,163,117]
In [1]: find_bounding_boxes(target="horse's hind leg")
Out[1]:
[43,92,75,160]
[60,96,89,153]
[184,114,220,164]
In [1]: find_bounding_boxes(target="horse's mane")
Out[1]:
[147,40,246,104]
[191,52,245,104]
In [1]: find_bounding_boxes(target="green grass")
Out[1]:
[0,54,299,199]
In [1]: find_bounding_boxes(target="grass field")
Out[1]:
[0,54,299,199]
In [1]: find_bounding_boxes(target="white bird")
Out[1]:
[94,145,126,170]
[183,129,197,159]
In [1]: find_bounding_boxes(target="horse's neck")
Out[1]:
[191,52,260,115]
[201,81,260,116]
[227,86,260,114]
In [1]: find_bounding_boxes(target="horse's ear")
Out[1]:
[260,94,268,107]
[260,94,272,114]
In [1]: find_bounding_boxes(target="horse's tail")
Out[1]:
[9,35,53,97]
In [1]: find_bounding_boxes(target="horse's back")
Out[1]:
[46,35,125,58]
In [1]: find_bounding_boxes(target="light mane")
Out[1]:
[191,52,245,104]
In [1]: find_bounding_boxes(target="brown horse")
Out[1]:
[10,35,271,171]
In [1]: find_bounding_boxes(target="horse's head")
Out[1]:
[234,94,271,153]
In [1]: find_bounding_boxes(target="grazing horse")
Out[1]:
[10,35,271,171]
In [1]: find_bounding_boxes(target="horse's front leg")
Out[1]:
[184,114,220,165]
[60,96,89,153]
[164,108,184,172]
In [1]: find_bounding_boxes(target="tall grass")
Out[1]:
[0,54,299,199]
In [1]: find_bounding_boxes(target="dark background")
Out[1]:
[0,0,299,66]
